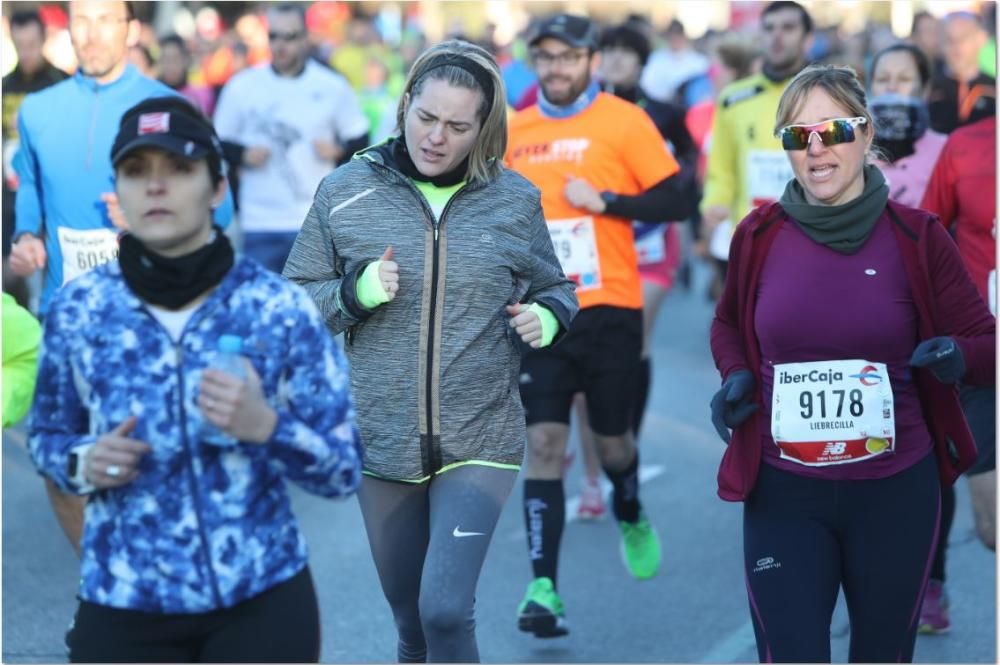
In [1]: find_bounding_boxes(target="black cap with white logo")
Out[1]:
[529,14,599,50]
[111,96,225,176]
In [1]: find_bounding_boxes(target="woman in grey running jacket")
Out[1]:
[284,41,577,662]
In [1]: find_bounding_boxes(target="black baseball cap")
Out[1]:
[111,96,224,175]
[529,14,599,50]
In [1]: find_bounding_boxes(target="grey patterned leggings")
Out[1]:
[358,464,517,663]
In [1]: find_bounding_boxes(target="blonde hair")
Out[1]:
[774,64,874,139]
[715,33,759,81]
[395,40,507,184]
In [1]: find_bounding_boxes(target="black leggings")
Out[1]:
[68,567,320,663]
[743,454,940,663]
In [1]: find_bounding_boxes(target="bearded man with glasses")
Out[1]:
[213,3,369,274]
[506,13,691,639]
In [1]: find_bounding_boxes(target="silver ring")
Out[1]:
[106,464,122,478]
[206,398,214,410]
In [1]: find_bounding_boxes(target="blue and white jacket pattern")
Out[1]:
[29,257,362,614]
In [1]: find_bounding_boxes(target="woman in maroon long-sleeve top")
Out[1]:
[708,64,994,664]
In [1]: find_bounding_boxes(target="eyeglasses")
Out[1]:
[69,16,129,34]
[268,30,304,42]
[530,49,588,67]
[776,117,868,151]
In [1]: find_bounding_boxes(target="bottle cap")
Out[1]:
[217,334,243,354]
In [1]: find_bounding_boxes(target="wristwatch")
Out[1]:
[67,443,95,492]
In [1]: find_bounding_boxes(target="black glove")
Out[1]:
[710,369,758,444]
[910,337,966,384]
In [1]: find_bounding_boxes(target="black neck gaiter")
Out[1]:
[392,137,469,187]
[118,228,234,309]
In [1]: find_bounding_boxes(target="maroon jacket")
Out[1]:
[710,200,996,502]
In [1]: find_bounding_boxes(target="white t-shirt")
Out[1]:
[639,48,710,103]
[146,304,197,342]
[213,60,369,233]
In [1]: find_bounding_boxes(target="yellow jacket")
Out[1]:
[701,73,796,221]
[2,293,41,428]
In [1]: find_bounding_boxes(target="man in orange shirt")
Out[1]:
[506,14,687,638]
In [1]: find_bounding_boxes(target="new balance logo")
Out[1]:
[822,442,847,456]
[453,526,485,538]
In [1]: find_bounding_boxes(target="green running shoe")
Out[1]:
[516,577,569,638]
[619,513,661,579]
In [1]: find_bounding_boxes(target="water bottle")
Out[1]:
[201,334,246,447]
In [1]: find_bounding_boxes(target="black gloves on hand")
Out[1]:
[910,337,966,384]
[710,369,758,444]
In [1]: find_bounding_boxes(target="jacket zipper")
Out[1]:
[173,341,225,608]
[365,157,473,477]
[421,192,466,475]
[141,307,225,607]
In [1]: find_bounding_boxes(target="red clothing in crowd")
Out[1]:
[920,116,997,308]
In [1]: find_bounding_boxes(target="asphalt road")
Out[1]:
[3,265,995,663]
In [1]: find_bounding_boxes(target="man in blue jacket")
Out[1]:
[9,0,232,316]
[8,0,232,556]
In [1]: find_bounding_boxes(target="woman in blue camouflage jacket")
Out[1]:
[27,96,363,663]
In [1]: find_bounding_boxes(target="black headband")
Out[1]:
[422,54,495,114]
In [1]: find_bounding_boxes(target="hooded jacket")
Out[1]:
[284,140,578,482]
[711,200,995,501]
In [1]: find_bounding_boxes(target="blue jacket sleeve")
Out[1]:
[212,185,235,229]
[12,108,43,237]
[27,297,97,494]
[264,290,363,497]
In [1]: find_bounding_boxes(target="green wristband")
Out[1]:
[356,261,390,309]
[526,302,559,348]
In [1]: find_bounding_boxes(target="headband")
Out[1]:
[422,54,496,114]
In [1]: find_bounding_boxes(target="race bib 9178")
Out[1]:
[771,360,895,466]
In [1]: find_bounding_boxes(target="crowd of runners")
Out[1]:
[1,0,996,663]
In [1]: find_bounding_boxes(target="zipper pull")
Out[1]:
[434,227,439,241]
[174,343,183,364]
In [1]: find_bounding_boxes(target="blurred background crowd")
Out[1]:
[2,1,996,149]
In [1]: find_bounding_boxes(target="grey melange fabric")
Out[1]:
[282,141,578,482]
[358,465,517,663]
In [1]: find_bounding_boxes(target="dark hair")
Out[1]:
[599,25,652,67]
[131,43,154,68]
[124,1,135,20]
[869,42,931,90]
[267,2,307,30]
[762,1,813,34]
[666,19,686,36]
[159,33,188,55]
[911,10,936,34]
[117,96,225,187]
[10,10,44,34]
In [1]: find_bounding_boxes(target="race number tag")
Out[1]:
[771,360,895,466]
[747,150,795,208]
[548,217,601,291]
[634,226,666,264]
[58,227,120,285]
